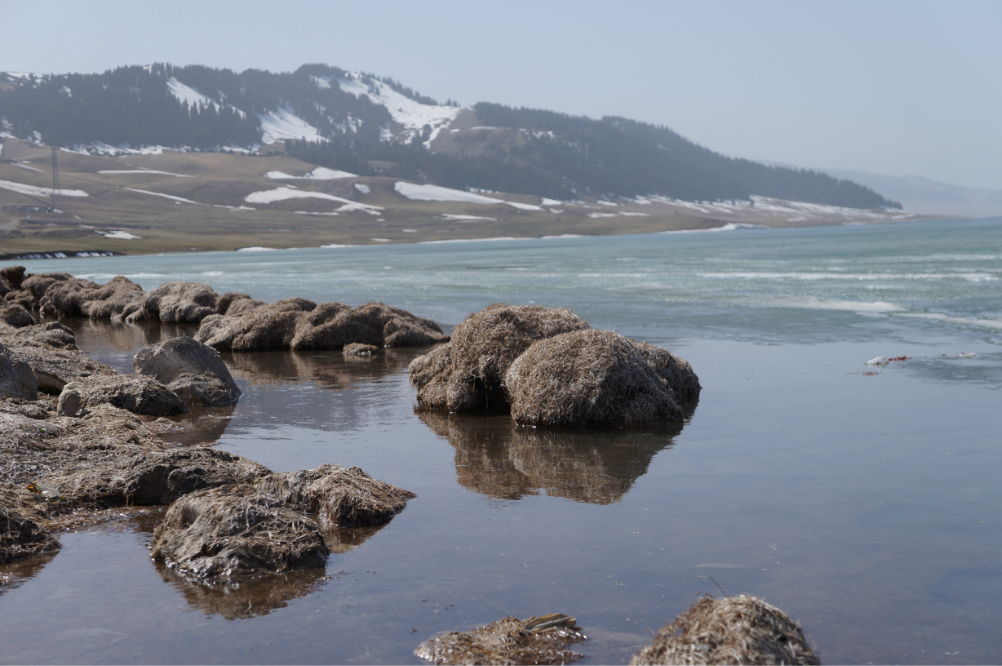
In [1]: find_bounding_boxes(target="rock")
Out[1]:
[133,336,240,406]
[0,265,27,290]
[343,342,380,357]
[0,487,61,564]
[0,274,11,297]
[0,302,34,327]
[255,464,415,527]
[17,273,73,308]
[42,448,271,508]
[410,303,589,413]
[221,296,266,316]
[505,329,700,426]
[1,321,77,350]
[66,375,187,416]
[3,289,36,310]
[39,276,144,320]
[214,292,253,315]
[415,614,586,665]
[126,281,219,324]
[629,595,820,666]
[0,342,38,400]
[197,298,316,351]
[150,484,330,580]
[56,388,81,416]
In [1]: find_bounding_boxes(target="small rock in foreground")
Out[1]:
[629,594,820,666]
[415,614,586,665]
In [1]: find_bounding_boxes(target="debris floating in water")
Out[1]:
[865,355,911,367]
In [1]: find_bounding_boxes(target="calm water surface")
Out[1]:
[1,218,1001,664]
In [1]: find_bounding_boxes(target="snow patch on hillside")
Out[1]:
[339,75,462,146]
[0,179,88,197]
[167,78,221,112]
[640,194,910,222]
[13,163,43,173]
[354,183,370,194]
[124,187,202,205]
[97,230,142,240]
[265,167,356,180]
[259,105,323,144]
[99,169,192,178]
[245,186,382,213]
[394,182,542,211]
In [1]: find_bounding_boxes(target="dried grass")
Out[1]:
[1,266,27,290]
[197,298,316,351]
[0,486,61,564]
[0,302,34,327]
[127,281,219,324]
[255,464,415,527]
[415,614,586,665]
[505,329,700,426]
[151,484,330,580]
[410,303,588,413]
[630,595,820,666]
[68,374,188,416]
[39,276,144,320]
[343,342,380,357]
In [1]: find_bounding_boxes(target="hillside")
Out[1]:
[0,63,899,210]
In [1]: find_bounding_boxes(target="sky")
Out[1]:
[1,0,999,190]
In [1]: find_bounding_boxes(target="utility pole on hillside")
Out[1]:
[51,147,60,211]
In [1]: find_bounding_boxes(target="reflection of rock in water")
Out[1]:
[418,412,685,504]
[150,523,384,619]
[155,404,236,446]
[0,551,57,599]
[154,563,328,620]
[49,319,201,353]
[226,348,418,389]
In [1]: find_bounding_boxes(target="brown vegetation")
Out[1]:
[127,281,219,324]
[410,303,589,412]
[630,595,820,666]
[415,614,586,665]
[505,329,700,426]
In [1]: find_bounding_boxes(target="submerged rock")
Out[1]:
[133,336,241,406]
[505,329,700,426]
[415,614,586,665]
[127,281,219,324]
[630,595,820,666]
[65,374,187,416]
[343,342,380,357]
[151,484,330,580]
[410,303,589,413]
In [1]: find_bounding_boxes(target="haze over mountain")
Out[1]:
[0,64,899,210]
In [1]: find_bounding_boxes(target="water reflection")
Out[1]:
[418,412,686,504]
[155,405,237,446]
[0,552,58,599]
[225,349,416,389]
[150,523,386,620]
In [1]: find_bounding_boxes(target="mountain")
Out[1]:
[821,169,1002,218]
[0,63,899,210]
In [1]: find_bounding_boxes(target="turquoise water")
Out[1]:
[2,217,1001,664]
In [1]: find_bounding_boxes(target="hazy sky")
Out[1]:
[1,0,999,190]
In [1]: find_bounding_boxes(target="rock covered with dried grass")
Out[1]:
[255,463,416,527]
[630,595,820,666]
[151,484,330,580]
[127,281,219,324]
[410,303,589,413]
[0,486,61,564]
[343,342,380,357]
[65,374,187,416]
[0,342,38,400]
[505,329,700,426]
[0,302,34,327]
[415,614,586,665]
[196,298,317,351]
[39,276,144,321]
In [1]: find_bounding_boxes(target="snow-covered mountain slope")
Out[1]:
[337,73,462,147]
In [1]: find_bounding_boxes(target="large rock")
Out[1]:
[39,276,144,320]
[630,595,820,666]
[151,484,330,580]
[290,301,448,351]
[0,265,27,290]
[133,336,241,406]
[42,448,271,508]
[505,329,700,426]
[127,281,219,324]
[0,302,34,327]
[16,273,73,309]
[409,303,589,413]
[66,374,187,416]
[0,321,77,350]
[196,298,316,351]
[0,342,38,400]
[256,464,415,527]
[415,614,586,665]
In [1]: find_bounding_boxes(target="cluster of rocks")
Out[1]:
[1,315,414,582]
[2,265,448,354]
[410,303,701,426]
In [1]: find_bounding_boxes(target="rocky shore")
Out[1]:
[1,265,822,664]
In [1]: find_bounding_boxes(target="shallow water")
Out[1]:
[2,218,1001,663]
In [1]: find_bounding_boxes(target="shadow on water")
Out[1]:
[0,552,58,600]
[418,409,692,504]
